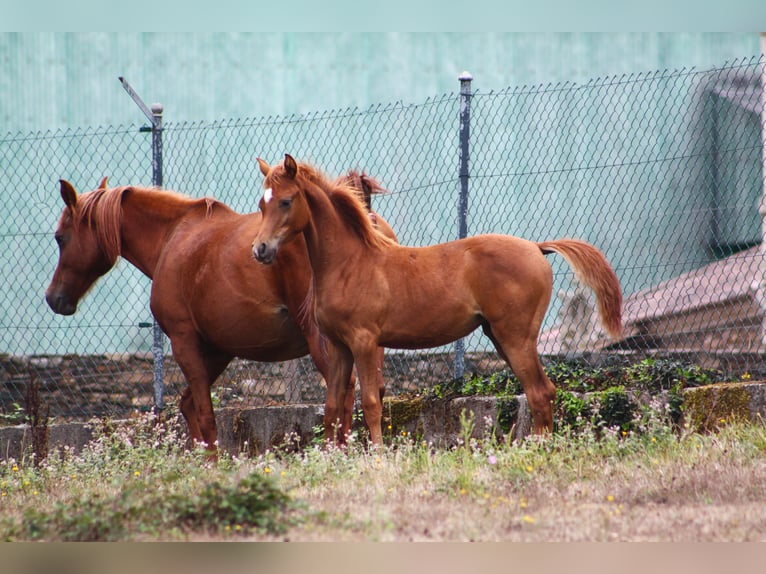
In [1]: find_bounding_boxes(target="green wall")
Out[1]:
[1,33,760,131]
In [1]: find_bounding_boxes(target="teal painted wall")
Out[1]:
[0,33,760,131]
[1,33,763,357]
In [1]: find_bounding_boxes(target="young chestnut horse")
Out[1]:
[252,155,623,445]
[45,174,396,453]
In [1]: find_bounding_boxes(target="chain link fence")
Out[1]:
[1,56,764,422]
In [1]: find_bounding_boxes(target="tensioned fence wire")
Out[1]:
[1,55,764,422]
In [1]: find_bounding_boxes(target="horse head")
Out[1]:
[45,178,119,315]
[252,154,311,265]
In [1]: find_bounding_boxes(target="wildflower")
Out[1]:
[607,495,614,502]
[280,470,286,478]
[520,498,527,509]
[264,466,271,474]
[235,525,242,531]
[488,455,497,465]
[11,465,18,472]
[526,465,534,473]
[522,515,535,524]
[459,488,467,496]
[387,425,393,431]
[621,431,628,437]
[719,418,726,424]
[742,372,751,381]
[134,471,141,477]
[651,437,657,443]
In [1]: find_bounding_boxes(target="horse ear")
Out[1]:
[257,158,270,177]
[98,176,108,189]
[284,154,297,179]
[59,179,78,210]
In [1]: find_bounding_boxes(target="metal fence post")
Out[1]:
[150,103,165,412]
[119,77,166,412]
[454,71,473,380]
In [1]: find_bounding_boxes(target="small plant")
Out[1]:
[623,357,718,393]
[496,396,520,435]
[592,386,637,433]
[0,403,26,426]
[171,471,293,535]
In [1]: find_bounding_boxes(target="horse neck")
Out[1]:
[117,190,191,278]
[301,184,371,282]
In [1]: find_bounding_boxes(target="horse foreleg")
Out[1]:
[376,346,386,402]
[342,372,356,440]
[324,343,355,445]
[179,387,203,443]
[169,335,230,456]
[352,342,385,446]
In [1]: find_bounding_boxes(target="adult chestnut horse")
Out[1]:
[45,174,396,453]
[252,155,623,445]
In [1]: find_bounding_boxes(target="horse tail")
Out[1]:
[537,239,623,339]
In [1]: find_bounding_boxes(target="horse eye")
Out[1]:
[279,198,292,209]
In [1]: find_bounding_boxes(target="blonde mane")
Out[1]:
[74,186,221,261]
[273,161,395,250]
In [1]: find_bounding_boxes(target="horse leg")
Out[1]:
[169,334,230,455]
[324,342,355,445]
[303,323,359,442]
[350,340,385,446]
[179,387,203,443]
[376,346,386,402]
[344,346,387,435]
[484,322,555,434]
[342,371,356,439]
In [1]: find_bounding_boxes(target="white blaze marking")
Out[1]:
[263,188,273,204]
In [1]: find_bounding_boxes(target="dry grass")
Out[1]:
[2,411,766,541]
[247,421,766,542]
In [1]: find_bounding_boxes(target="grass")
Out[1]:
[2,404,766,541]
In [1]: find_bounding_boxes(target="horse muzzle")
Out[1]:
[252,241,278,265]
[45,290,77,315]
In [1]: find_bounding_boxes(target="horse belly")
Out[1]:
[196,303,309,362]
[379,305,482,350]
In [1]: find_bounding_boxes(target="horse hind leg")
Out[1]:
[483,322,555,434]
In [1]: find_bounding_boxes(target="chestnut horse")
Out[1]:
[45,173,396,453]
[252,155,623,445]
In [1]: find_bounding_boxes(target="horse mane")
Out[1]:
[74,186,222,262]
[335,169,388,211]
[285,162,395,250]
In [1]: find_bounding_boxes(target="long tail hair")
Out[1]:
[537,239,623,338]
